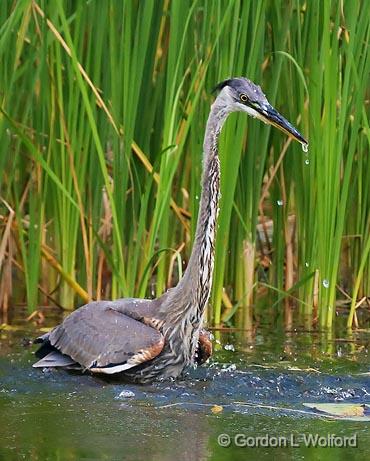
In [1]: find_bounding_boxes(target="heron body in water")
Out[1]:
[34,77,307,383]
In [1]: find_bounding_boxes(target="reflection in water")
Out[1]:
[128,410,211,461]
[0,323,369,460]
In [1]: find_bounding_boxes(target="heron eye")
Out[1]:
[240,94,248,102]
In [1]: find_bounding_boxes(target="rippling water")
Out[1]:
[0,312,369,460]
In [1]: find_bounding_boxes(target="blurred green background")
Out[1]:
[0,0,369,329]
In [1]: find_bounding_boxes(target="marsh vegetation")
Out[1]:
[0,0,369,331]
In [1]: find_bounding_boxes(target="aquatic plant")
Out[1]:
[0,0,368,330]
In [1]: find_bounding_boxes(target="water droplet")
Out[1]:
[277,199,283,206]
[322,279,329,288]
[305,262,309,267]
[305,158,310,165]
[195,195,199,200]
[302,143,309,153]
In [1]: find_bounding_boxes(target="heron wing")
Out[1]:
[34,300,164,373]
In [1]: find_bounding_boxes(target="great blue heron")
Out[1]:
[33,77,307,383]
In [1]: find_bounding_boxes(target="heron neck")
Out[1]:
[177,100,230,312]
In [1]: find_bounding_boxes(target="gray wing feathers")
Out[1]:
[46,300,163,370]
[33,351,78,368]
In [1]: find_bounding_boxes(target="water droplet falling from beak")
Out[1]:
[302,143,309,153]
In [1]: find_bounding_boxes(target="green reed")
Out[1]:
[0,0,368,329]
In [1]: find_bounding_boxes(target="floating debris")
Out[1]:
[303,403,370,421]
[211,404,223,414]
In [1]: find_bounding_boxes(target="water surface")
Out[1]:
[1,310,369,460]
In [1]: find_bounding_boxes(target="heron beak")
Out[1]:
[258,104,308,146]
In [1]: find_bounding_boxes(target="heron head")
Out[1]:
[214,77,307,146]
